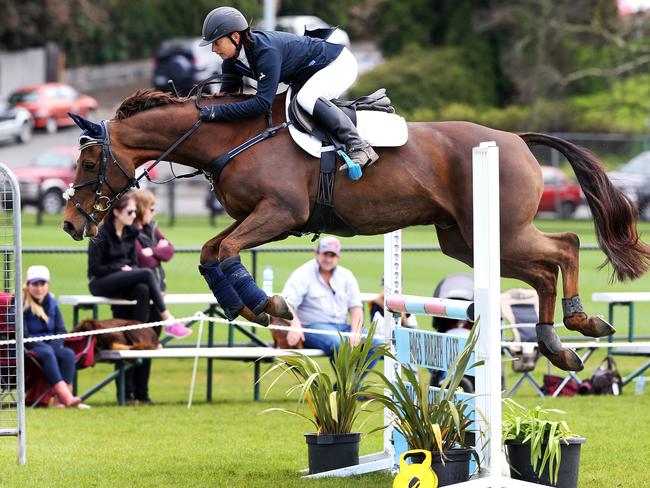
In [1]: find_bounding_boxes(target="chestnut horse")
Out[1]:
[62,89,650,371]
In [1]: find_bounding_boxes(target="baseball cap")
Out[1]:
[317,236,341,256]
[26,265,50,284]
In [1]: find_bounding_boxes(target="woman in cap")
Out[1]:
[23,265,81,407]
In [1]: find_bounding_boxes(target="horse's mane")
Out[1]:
[115,88,258,120]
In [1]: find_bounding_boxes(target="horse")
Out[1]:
[62,89,650,372]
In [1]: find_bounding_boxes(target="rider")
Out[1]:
[197,6,379,169]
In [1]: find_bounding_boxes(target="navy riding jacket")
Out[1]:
[23,293,66,348]
[215,30,343,120]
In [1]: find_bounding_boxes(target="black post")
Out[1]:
[168,179,176,227]
[36,185,43,226]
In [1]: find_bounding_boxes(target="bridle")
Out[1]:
[64,118,202,226]
[63,120,138,226]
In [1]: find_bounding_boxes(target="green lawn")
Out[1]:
[1,213,649,487]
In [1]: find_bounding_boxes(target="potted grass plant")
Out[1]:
[502,398,585,488]
[261,322,388,475]
[367,323,483,486]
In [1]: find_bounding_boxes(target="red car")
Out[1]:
[13,147,160,214]
[537,166,583,218]
[7,83,98,134]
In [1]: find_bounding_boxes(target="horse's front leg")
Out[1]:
[216,200,307,321]
[198,220,270,326]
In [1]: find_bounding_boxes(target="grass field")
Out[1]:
[2,213,650,487]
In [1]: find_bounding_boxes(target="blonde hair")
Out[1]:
[22,282,49,322]
[133,189,156,225]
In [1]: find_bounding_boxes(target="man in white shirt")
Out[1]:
[282,236,369,358]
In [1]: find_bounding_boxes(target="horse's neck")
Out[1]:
[117,95,287,170]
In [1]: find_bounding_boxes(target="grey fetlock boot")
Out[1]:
[312,97,379,169]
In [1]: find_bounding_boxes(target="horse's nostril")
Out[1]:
[62,221,75,234]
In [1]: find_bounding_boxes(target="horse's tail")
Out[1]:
[519,132,650,282]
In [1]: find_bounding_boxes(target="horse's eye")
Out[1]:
[82,161,96,170]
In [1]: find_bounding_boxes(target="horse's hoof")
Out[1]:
[564,313,616,338]
[538,342,584,372]
[265,295,294,320]
[239,306,270,327]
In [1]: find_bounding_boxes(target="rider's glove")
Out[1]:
[200,105,222,122]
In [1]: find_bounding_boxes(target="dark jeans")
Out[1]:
[89,269,166,323]
[111,305,162,402]
[27,342,75,386]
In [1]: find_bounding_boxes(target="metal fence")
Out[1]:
[0,163,25,465]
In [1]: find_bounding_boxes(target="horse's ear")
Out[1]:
[68,112,104,139]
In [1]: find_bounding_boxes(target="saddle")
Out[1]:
[288,88,395,142]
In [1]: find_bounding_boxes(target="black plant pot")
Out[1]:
[304,432,361,474]
[429,448,472,486]
[506,437,586,488]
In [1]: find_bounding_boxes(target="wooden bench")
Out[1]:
[98,347,326,404]
[592,292,650,385]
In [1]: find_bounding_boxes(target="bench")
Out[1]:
[60,292,378,404]
[98,347,326,404]
[592,292,650,385]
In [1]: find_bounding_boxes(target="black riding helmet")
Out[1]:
[199,6,249,47]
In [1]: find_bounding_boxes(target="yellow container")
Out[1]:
[393,450,438,488]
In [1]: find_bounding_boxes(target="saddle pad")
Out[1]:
[285,87,409,158]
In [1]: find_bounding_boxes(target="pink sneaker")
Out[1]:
[164,322,192,338]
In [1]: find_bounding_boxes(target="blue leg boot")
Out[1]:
[199,259,269,326]
[220,256,293,320]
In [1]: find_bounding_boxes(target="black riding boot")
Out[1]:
[312,97,379,168]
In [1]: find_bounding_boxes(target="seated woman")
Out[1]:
[368,276,418,329]
[121,189,175,404]
[23,265,81,408]
[87,193,191,339]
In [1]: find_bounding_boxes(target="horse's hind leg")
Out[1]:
[546,232,616,338]
[500,259,583,371]
[438,226,583,371]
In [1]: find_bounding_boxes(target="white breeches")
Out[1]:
[296,47,358,115]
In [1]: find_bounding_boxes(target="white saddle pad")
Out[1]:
[285,87,409,158]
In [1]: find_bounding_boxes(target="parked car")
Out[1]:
[153,38,222,96]
[537,166,583,218]
[12,147,78,214]
[0,102,33,144]
[12,147,159,215]
[608,150,650,219]
[258,15,351,47]
[8,83,97,134]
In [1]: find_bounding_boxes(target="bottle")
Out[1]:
[262,265,274,296]
[635,375,645,396]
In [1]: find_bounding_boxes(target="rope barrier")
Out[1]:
[0,312,386,346]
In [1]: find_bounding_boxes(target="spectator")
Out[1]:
[282,236,381,363]
[87,193,191,339]
[368,276,418,329]
[125,190,174,404]
[23,265,82,408]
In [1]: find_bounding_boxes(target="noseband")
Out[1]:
[63,120,140,226]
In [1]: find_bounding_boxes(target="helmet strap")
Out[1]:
[228,34,241,52]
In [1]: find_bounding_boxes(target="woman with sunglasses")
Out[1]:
[87,193,191,340]
[113,189,175,405]
[23,265,83,408]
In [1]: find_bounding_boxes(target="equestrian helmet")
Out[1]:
[199,7,249,46]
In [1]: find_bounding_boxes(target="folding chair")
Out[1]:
[501,288,545,398]
[24,335,96,408]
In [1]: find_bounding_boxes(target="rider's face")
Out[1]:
[212,32,240,60]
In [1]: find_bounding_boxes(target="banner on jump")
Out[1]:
[394,328,475,376]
